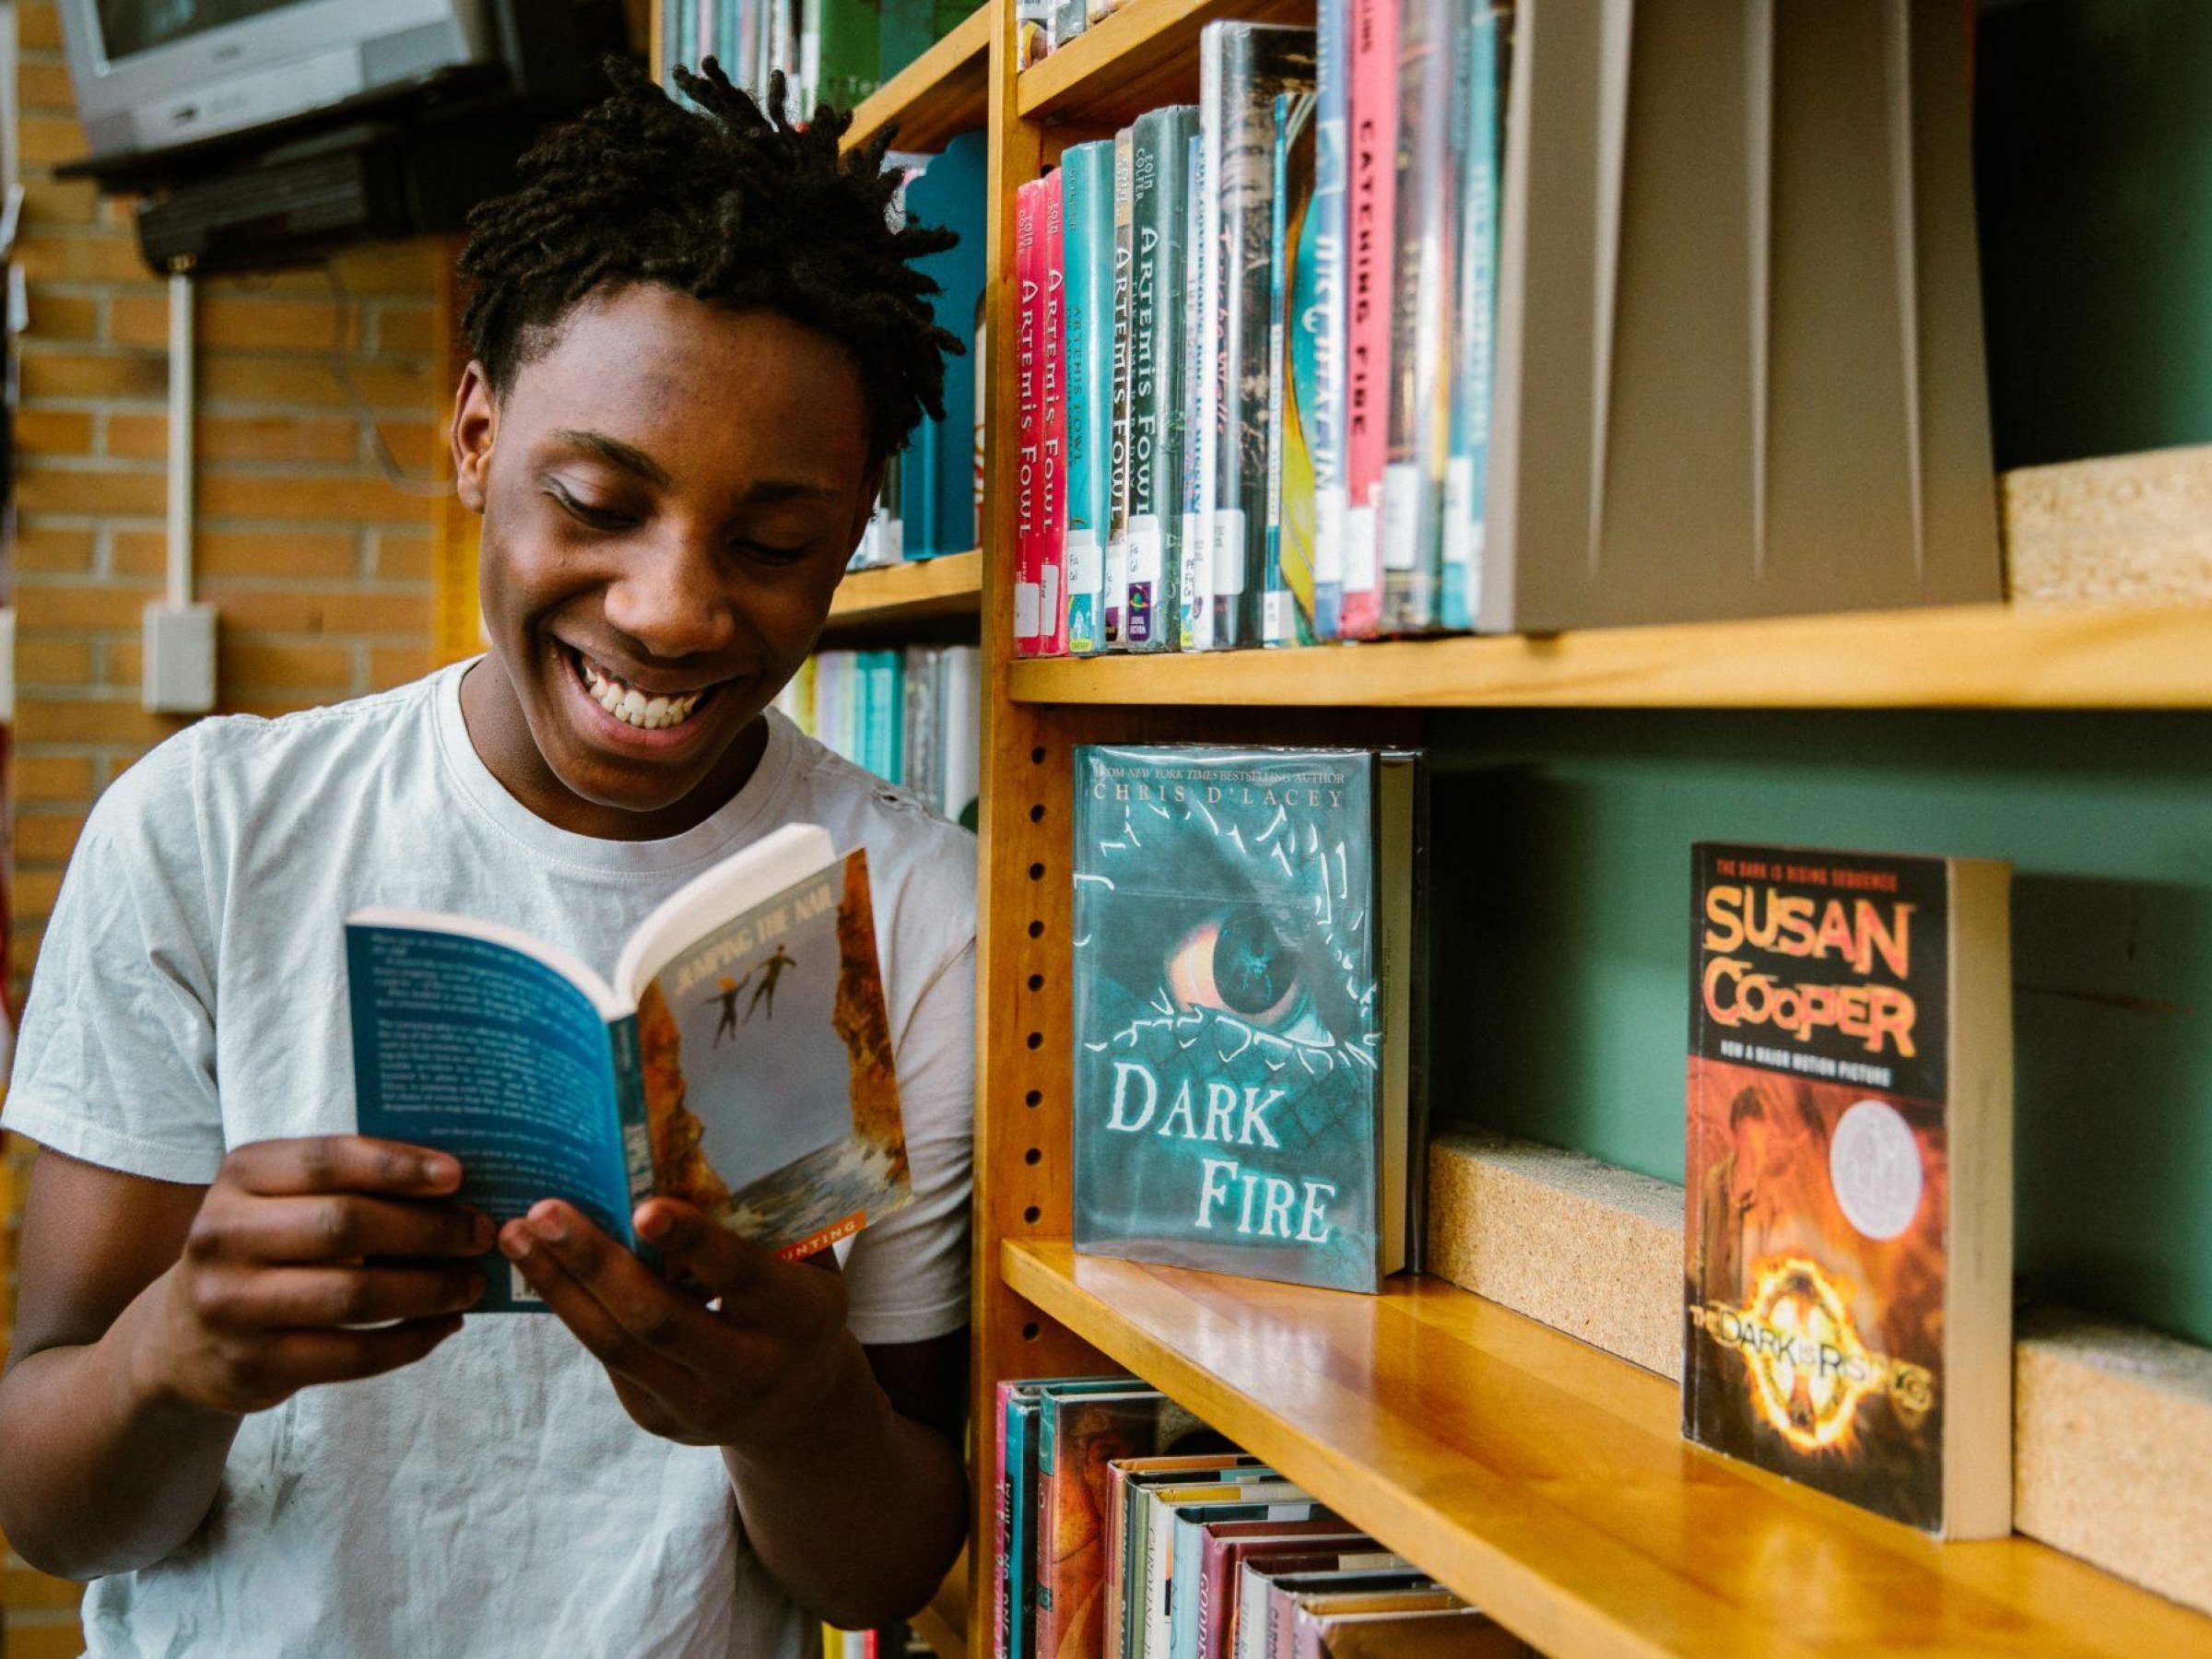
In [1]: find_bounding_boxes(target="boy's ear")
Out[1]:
[451,362,499,515]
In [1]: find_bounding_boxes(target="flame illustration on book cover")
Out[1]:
[637,851,910,1261]
[1683,844,1950,1530]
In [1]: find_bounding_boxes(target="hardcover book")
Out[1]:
[1262,1573,1437,1659]
[1015,178,1047,654]
[1441,4,1508,630]
[1178,130,1212,651]
[1337,0,1398,638]
[1106,125,1136,648]
[1144,1482,1309,1659]
[1169,1502,1334,1659]
[1036,1390,1217,1659]
[900,131,989,562]
[1126,106,1197,653]
[1072,746,1426,1293]
[1041,166,1072,656]
[1002,1377,1157,1659]
[348,826,908,1312]
[1265,86,1320,649]
[1064,138,1118,655]
[1290,1604,1521,1659]
[1307,0,1348,639]
[1682,842,2014,1536]
[1201,23,1317,651]
[1230,1544,1404,1659]
[1109,1455,1271,1659]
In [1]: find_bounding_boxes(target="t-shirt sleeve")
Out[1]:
[841,932,974,1347]
[3,735,226,1184]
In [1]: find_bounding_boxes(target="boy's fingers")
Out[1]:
[633,1200,782,1312]
[227,1135,463,1198]
[501,1218,701,1391]
[206,1193,493,1264]
[268,1315,465,1389]
[220,1264,486,1330]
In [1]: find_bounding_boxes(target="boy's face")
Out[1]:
[453,285,877,837]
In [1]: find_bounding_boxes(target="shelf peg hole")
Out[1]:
[1024,1147,1041,1165]
[1029,862,1045,881]
[1030,747,1046,764]
[1026,1031,1042,1050]
[1028,919,1044,939]
[1025,1088,1042,1107]
[1023,1206,1041,1224]
[1022,1322,1041,1341]
[1030,804,1045,823]
[1028,972,1043,992]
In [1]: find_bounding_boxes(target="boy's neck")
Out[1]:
[457,658,771,842]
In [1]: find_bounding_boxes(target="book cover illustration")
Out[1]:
[349,833,907,1312]
[1683,844,1959,1531]
[1036,1391,1218,1659]
[1072,746,1411,1293]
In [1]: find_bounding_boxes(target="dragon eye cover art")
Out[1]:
[1071,745,1406,1292]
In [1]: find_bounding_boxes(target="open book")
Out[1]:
[346,824,909,1312]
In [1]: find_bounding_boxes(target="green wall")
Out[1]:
[1977,0,2212,467]
[1429,709,2212,1348]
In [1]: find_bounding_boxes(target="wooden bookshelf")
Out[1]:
[906,1550,970,1658]
[1017,0,1314,129]
[1006,600,2212,709]
[843,3,995,155]
[1004,1241,2209,1659]
[819,549,983,640]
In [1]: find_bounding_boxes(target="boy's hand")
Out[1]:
[500,1198,853,1452]
[135,1136,491,1418]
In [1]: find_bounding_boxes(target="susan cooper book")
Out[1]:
[1072,745,1425,1293]
[347,824,909,1311]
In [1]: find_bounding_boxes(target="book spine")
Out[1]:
[1041,167,1071,657]
[1063,141,1112,656]
[1178,128,1213,652]
[1309,0,1347,640]
[1340,0,1398,639]
[1050,0,1086,52]
[1126,107,1195,653]
[815,0,882,111]
[1014,180,1045,655]
[994,1382,1015,1659]
[1016,0,1050,68]
[1006,1394,1041,1659]
[1380,0,1453,634]
[607,1014,656,1242]
[1265,90,1320,648]
[1442,3,1506,631]
[1106,126,1136,648]
[1209,29,1275,652]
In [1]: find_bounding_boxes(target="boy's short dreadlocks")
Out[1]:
[460,59,961,462]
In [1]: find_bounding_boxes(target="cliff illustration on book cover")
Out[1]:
[1072,746,1387,1292]
[1683,843,1951,1530]
[639,852,908,1259]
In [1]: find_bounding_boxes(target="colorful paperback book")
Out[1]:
[1041,167,1072,656]
[1201,23,1317,651]
[1178,130,1213,652]
[1015,179,1048,654]
[1683,843,2014,1537]
[1307,0,1348,640]
[1037,1391,1217,1659]
[1170,1502,1332,1659]
[1205,1528,1370,1659]
[348,827,908,1312]
[1264,1572,1437,1659]
[900,131,989,562]
[1063,139,1118,655]
[1441,5,1508,630]
[1338,0,1398,638]
[1378,0,1455,634]
[1265,87,1321,648]
[1143,1482,1306,1659]
[1126,105,1198,653]
[1109,1455,1269,1659]
[1295,1607,1527,1659]
[1072,746,1427,1292]
[1230,1545,1406,1659]
[1106,127,1136,647]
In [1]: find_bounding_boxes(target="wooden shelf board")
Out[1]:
[1007,601,2212,709]
[1017,0,1314,130]
[906,1549,970,1657]
[820,550,982,637]
[843,4,994,155]
[1003,1240,2211,1659]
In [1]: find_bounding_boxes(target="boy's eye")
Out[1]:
[547,485,638,532]
[736,538,811,564]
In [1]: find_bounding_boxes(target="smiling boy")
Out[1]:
[0,65,973,1655]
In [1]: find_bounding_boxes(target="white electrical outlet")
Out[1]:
[143,601,218,713]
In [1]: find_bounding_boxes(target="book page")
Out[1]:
[346,924,634,1310]
[632,849,912,1260]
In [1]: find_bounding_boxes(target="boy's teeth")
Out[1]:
[578,656,704,730]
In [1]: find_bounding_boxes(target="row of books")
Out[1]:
[1011,7,1512,657]
[657,0,971,118]
[994,1377,1530,1659]
[775,646,982,830]
[1066,742,2014,1541]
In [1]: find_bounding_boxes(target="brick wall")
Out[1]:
[3,5,454,1649]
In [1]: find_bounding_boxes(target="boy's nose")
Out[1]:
[602,539,737,660]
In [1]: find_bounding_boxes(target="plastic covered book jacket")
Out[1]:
[1071,746,1425,1293]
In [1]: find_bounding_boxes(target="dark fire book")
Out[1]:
[1072,745,1425,1293]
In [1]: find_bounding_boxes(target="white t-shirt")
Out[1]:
[4,662,977,1658]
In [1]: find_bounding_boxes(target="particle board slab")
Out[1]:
[1002,1238,2212,1658]
[2004,444,2212,606]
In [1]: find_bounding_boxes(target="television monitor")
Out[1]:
[59,0,502,168]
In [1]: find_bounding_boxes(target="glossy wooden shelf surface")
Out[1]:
[820,549,982,637]
[1002,1240,2212,1659]
[1017,0,1314,131]
[843,4,994,154]
[1006,600,2212,709]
